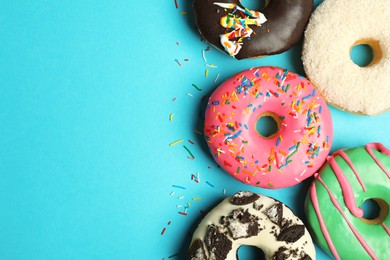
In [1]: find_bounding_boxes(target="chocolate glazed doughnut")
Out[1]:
[193,0,313,59]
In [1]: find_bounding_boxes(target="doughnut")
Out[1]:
[305,143,390,259]
[302,0,390,115]
[188,191,315,260]
[193,0,313,59]
[204,66,333,189]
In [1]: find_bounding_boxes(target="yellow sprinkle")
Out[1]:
[169,139,183,146]
[192,198,201,201]
[205,69,209,77]
[187,202,191,207]
[180,11,187,15]
[169,113,174,122]
[279,134,283,141]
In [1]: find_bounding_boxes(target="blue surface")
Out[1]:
[0,0,389,259]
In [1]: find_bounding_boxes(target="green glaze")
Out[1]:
[305,145,390,259]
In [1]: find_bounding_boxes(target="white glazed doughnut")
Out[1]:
[188,191,315,260]
[302,0,390,115]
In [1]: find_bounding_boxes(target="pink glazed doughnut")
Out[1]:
[204,66,333,189]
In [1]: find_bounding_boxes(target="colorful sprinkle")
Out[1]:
[172,185,186,190]
[174,59,181,67]
[192,84,202,91]
[206,181,215,187]
[183,145,195,159]
[169,139,183,146]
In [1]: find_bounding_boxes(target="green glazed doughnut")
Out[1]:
[305,143,390,260]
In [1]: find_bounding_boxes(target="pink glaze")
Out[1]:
[317,176,378,260]
[366,143,390,179]
[204,66,333,189]
[334,150,366,191]
[310,178,340,259]
[327,156,364,218]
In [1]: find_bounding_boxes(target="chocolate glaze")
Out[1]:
[193,0,313,59]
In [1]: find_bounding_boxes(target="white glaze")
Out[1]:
[190,193,315,259]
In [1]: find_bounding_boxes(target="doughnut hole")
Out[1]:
[350,39,382,67]
[239,0,269,11]
[237,245,266,259]
[255,112,281,138]
[360,198,388,224]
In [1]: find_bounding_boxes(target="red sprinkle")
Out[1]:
[161,228,166,235]
[224,160,233,167]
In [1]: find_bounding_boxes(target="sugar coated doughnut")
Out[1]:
[193,0,313,59]
[305,143,390,259]
[302,0,390,115]
[188,191,315,260]
[204,66,333,189]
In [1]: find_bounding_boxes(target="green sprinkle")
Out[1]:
[192,84,202,91]
[168,253,179,258]
[183,145,195,158]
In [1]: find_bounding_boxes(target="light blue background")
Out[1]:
[0,0,388,259]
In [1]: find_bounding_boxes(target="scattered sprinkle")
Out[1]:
[169,253,179,258]
[172,185,186,190]
[174,59,181,67]
[206,64,217,68]
[202,50,207,62]
[192,84,202,91]
[205,69,209,77]
[169,113,174,122]
[183,145,195,159]
[214,73,220,82]
[174,0,178,9]
[206,181,215,187]
[169,139,183,146]
[180,11,187,15]
[192,197,201,201]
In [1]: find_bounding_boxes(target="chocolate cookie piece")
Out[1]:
[205,225,232,260]
[231,191,260,205]
[188,239,207,260]
[221,208,260,240]
[272,246,288,260]
[277,225,305,243]
[300,253,312,260]
[193,0,313,59]
[264,203,283,225]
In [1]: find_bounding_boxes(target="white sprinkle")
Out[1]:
[206,64,217,68]
[214,73,220,83]
[170,191,175,196]
[178,196,184,199]
[295,177,300,182]
[202,50,207,62]
[294,129,302,133]
[300,169,307,176]
[176,205,182,208]
[187,93,193,97]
